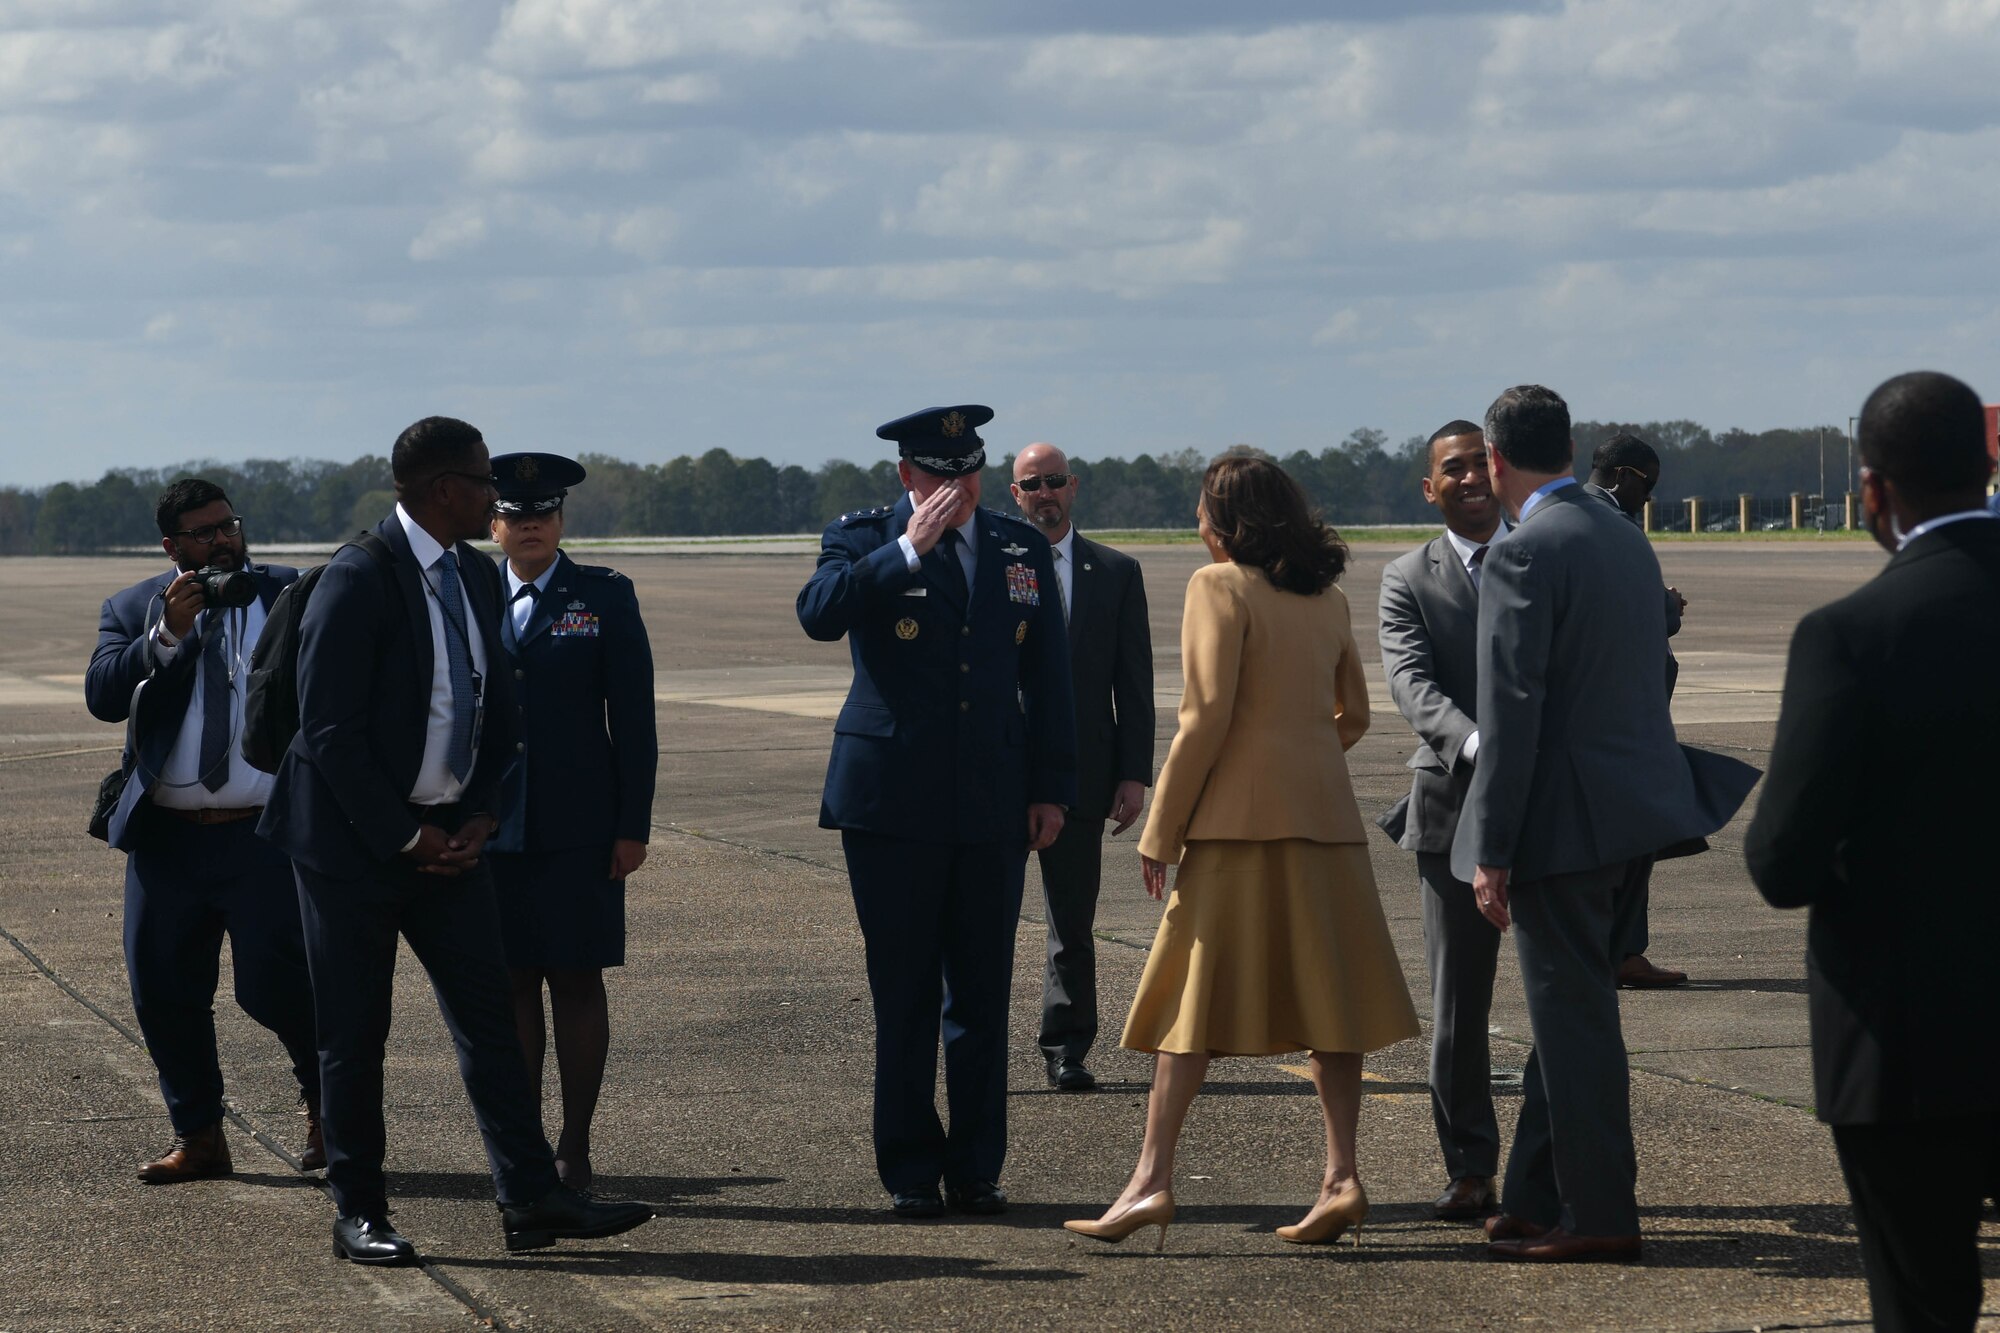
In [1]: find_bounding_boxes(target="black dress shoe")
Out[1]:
[501,1184,655,1252]
[1046,1057,1098,1092]
[945,1180,1008,1215]
[891,1188,945,1218]
[333,1214,417,1266]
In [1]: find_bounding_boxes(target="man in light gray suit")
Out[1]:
[1377,420,1508,1222]
[1457,385,1757,1263]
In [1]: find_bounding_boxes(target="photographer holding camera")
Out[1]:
[84,479,325,1184]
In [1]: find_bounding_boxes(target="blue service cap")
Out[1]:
[876,404,993,477]
[490,452,586,516]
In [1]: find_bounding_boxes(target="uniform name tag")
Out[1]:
[1005,563,1040,606]
[552,611,600,637]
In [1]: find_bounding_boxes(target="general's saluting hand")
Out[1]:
[904,481,964,556]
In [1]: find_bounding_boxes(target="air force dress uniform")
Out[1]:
[797,405,1077,1211]
[485,454,658,970]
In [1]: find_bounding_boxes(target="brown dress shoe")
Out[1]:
[299,1093,327,1172]
[137,1121,232,1184]
[1489,1227,1642,1262]
[1434,1177,1497,1221]
[1617,955,1688,988]
[1482,1213,1551,1242]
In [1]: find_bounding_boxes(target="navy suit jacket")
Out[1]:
[798,498,1078,844]
[488,550,658,854]
[258,517,516,879]
[85,563,297,851]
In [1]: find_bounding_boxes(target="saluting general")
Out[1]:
[797,404,1077,1220]
[485,453,658,1195]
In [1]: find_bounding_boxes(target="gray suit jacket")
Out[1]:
[1376,533,1481,855]
[1452,484,1755,883]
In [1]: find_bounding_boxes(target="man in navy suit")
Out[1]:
[259,416,652,1265]
[85,480,323,1183]
[1008,442,1153,1093]
[798,404,1077,1218]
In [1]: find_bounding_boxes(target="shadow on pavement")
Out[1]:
[434,1250,1087,1285]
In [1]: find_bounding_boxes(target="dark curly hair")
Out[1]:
[1200,453,1348,595]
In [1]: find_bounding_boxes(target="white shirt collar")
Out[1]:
[396,503,451,570]
[1051,527,1076,562]
[1898,507,1999,551]
[1518,474,1578,523]
[1443,522,1506,571]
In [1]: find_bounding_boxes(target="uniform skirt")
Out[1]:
[1121,839,1419,1057]
[491,847,627,971]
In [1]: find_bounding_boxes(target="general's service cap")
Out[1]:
[490,452,587,516]
[876,405,993,477]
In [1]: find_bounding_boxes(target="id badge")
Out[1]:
[469,670,486,757]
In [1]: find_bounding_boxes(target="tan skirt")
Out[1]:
[1120,839,1421,1057]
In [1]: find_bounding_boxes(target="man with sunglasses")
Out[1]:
[1009,443,1153,1093]
[1583,434,1692,990]
[85,480,325,1183]
[260,416,653,1264]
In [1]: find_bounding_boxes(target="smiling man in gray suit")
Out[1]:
[1458,385,1757,1263]
[1377,420,1507,1222]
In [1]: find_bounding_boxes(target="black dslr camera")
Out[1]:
[194,565,258,609]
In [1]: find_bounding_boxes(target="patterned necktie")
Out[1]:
[1469,544,1488,593]
[198,610,230,793]
[937,528,969,602]
[436,551,477,781]
[1053,548,1071,624]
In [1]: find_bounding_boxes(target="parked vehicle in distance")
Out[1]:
[1704,515,1742,532]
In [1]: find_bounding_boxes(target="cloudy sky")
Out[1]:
[4,0,1998,485]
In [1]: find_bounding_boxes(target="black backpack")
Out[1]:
[241,533,393,774]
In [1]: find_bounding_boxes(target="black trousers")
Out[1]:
[1831,1114,1998,1333]
[294,848,560,1218]
[1035,816,1105,1064]
[123,811,320,1134]
[842,831,1025,1194]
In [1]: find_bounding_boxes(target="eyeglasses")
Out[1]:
[172,516,245,543]
[438,470,498,492]
[1614,466,1657,497]
[1016,473,1072,492]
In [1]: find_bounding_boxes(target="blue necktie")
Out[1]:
[198,610,230,793]
[436,551,477,781]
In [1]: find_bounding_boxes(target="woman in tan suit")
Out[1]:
[1065,454,1418,1251]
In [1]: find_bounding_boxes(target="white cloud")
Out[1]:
[408,208,487,260]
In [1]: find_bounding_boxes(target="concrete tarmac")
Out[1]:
[2,538,1993,1331]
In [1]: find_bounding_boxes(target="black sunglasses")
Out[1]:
[1017,473,1072,492]
[437,469,498,491]
[172,515,245,543]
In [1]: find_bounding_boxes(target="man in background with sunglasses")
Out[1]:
[84,480,325,1183]
[1010,444,1154,1093]
[1583,433,1692,990]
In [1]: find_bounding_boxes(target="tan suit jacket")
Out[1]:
[1138,561,1370,864]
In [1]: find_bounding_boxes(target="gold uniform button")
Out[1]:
[959,663,970,674]
[959,700,970,713]
[515,742,526,753]
[961,626,971,637]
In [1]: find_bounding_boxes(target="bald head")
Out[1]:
[1012,441,1078,539]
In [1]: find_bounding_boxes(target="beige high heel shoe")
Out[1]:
[1063,1191,1176,1251]
[1276,1182,1367,1246]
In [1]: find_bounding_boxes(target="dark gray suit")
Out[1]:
[1454,482,1757,1237]
[1036,532,1154,1063]
[1377,531,1503,1182]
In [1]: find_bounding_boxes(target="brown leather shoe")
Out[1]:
[1489,1227,1642,1262]
[299,1092,327,1172]
[1482,1213,1551,1242]
[1617,955,1688,988]
[137,1121,232,1184]
[1433,1176,1497,1221]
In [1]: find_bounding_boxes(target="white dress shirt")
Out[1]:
[398,504,489,806]
[1442,523,1506,766]
[506,560,558,638]
[1049,527,1076,622]
[148,596,276,809]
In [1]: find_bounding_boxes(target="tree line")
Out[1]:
[0,421,1859,554]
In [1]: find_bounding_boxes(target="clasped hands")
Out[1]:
[405,817,497,877]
